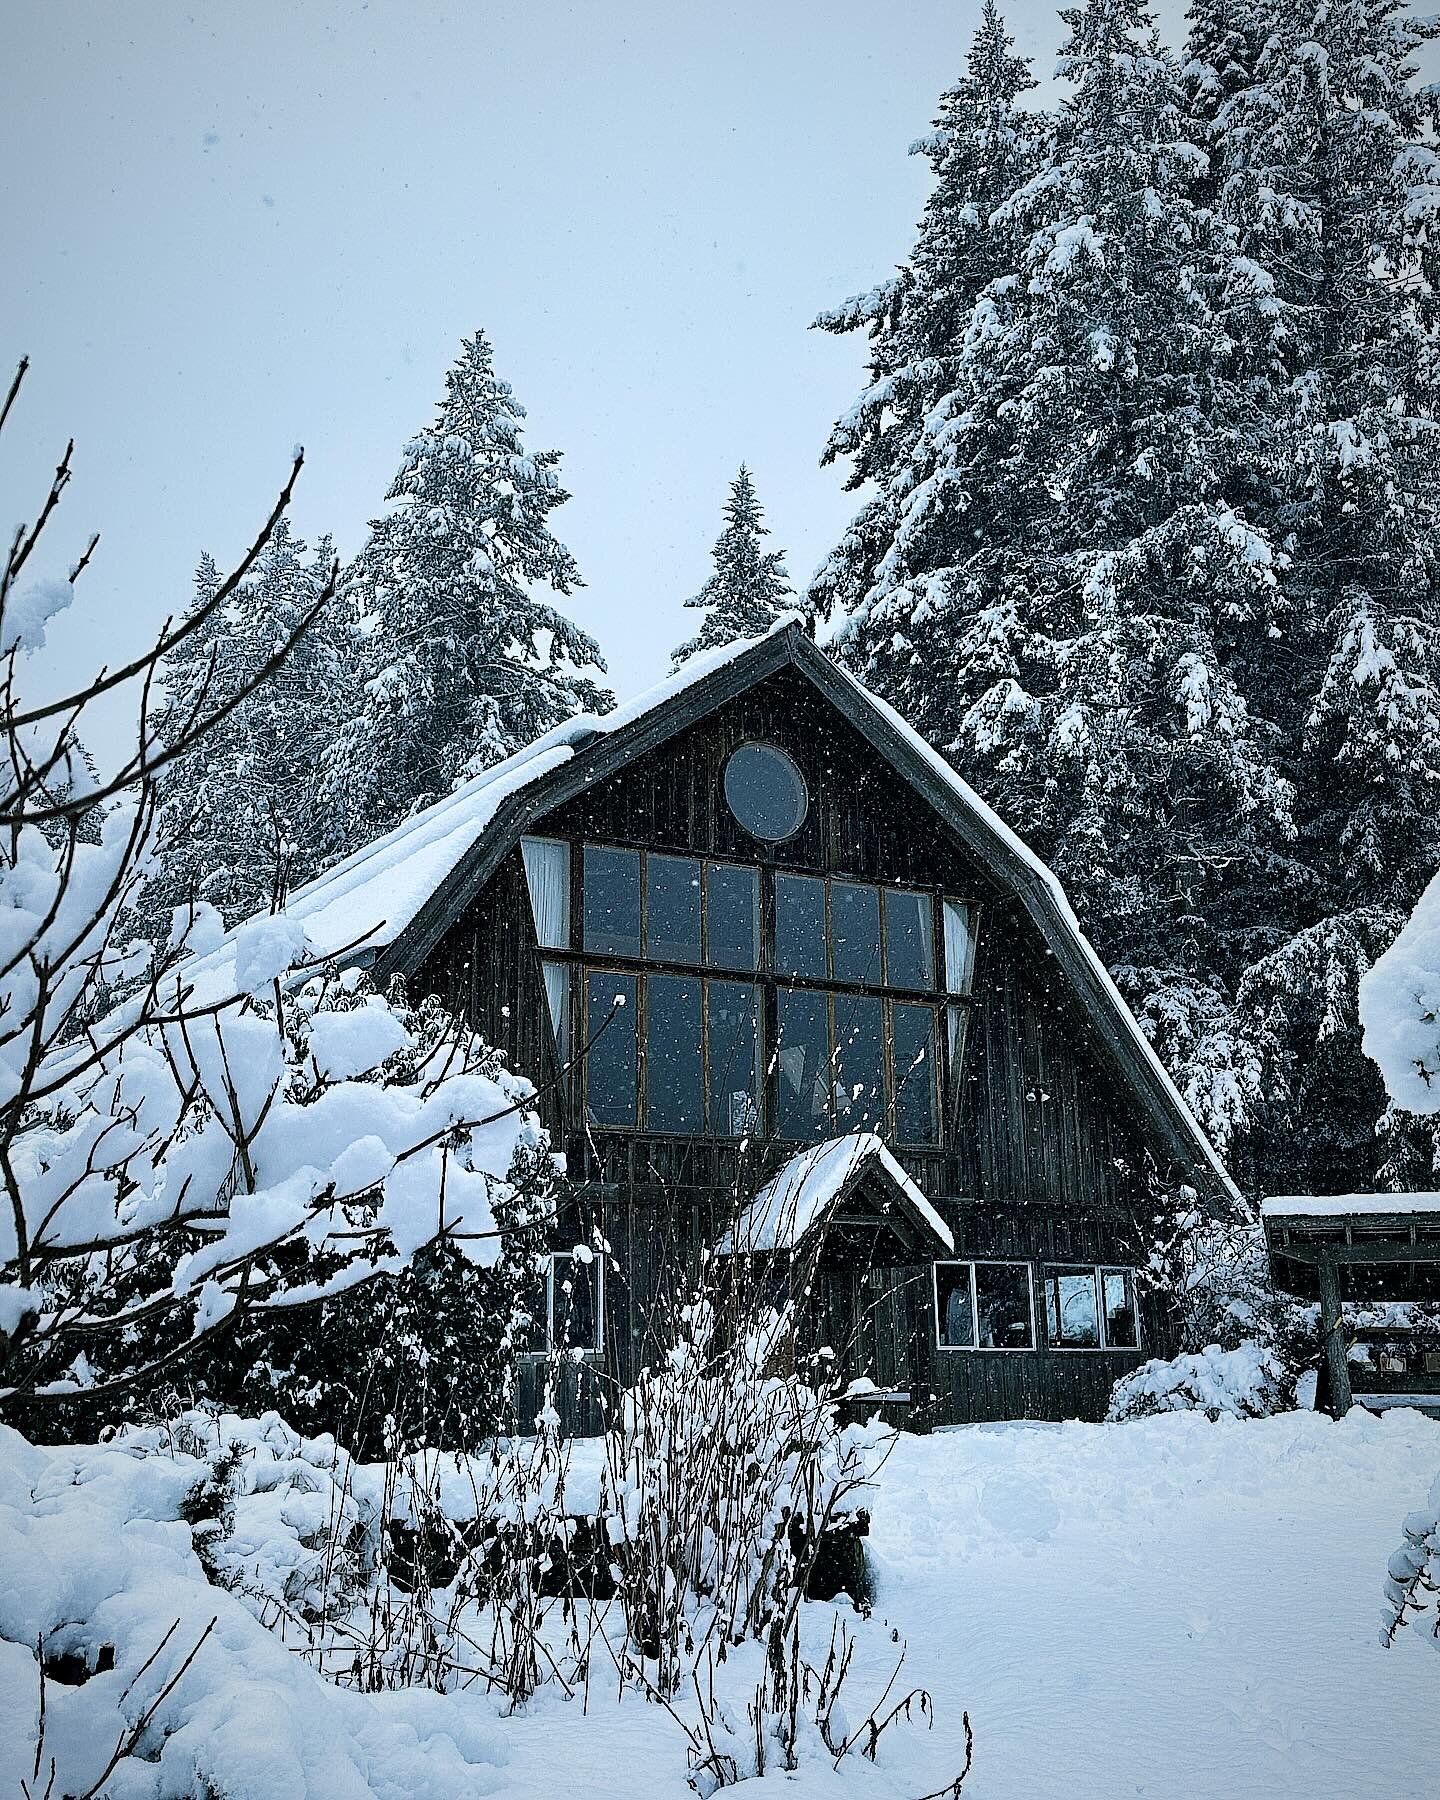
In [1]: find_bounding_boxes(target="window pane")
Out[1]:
[646,854,701,963]
[1102,1269,1138,1348]
[585,972,637,1126]
[1045,1268,1099,1347]
[893,1002,939,1144]
[885,888,935,990]
[522,837,571,949]
[519,1260,548,1354]
[552,1252,601,1353]
[583,846,641,957]
[775,873,827,978]
[935,1264,975,1348]
[776,988,831,1139]
[645,975,703,1134]
[943,899,975,995]
[724,743,808,841]
[705,863,760,971]
[833,992,885,1131]
[707,980,761,1136]
[975,1264,1033,1348]
[831,881,882,984]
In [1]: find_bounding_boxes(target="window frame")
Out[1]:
[546,836,981,1149]
[932,1259,1037,1353]
[520,1250,606,1358]
[1041,1264,1143,1353]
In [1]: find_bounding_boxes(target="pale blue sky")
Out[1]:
[7,0,1212,758]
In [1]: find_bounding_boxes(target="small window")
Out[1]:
[707,980,761,1135]
[892,1002,939,1145]
[975,1262,1034,1348]
[934,1262,1034,1351]
[831,881,882,984]
[525,1250,604,1355]
[646,854,702,964]
[1043,1266,1141,1349]
[1043,1267,1101,1348]
[584,846,641,958]
[934,1263,976,1349]
[885,888,935,990]
[646,974,703,1133]
[775,873,828,979]
[704,863,760,970]
[585,972,638,1126]
[724,742,808,840]
[1101,1268,1139,1348]
[776,988,832,1140]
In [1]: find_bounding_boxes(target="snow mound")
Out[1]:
[1107,1341,1291,1422]
[0,1419,509,1800]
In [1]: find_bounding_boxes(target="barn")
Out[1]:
[269,617,1236,1431]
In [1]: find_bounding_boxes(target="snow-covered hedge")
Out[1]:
[1107,1342,1292,1423]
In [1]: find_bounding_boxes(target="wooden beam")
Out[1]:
[1271,1239,1440,1267]
[1318,1256,1353,1417]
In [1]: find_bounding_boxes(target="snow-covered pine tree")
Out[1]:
[818,0,1298,1167]
[670,466,794,667]
[139,522,343,936]
[328,331,611,851]
[1214,0,1440,1190]
[809,0,1042,628]
[1179,0,1267,185]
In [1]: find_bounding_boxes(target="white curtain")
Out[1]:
[522,836,571,949]
[542,960,570,1064]
[943,898,974,995]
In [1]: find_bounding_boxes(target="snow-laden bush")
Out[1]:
[1382,1470,1440,1652]
[600,1295,884,1700]
[0,1416,514,1800]
[3,949,556,1421]
[1107,1341,1292,1423]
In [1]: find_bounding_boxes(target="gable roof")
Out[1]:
[223,614,1237,1205]
[717,1133,956,1256]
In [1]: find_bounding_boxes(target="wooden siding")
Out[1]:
[417,664,1184,1429]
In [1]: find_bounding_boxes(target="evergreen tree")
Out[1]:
[810,0,1042,624]
[819,0,1296,1164]
[328,331,611,851]
[670,466,794,667]
[1214,0,1440,1189]
[1179,0,1266,183]
[139,523,342,937]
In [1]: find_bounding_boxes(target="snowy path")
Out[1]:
[864,1410,1440,1800]
[492,1408,1440,1799]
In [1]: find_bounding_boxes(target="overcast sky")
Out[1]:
[7,0,1202,761]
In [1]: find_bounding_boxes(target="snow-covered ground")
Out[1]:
[4,1408,1436,1799]
[489,1408,1440,1800]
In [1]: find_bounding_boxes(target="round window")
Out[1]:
[723,742,808,841]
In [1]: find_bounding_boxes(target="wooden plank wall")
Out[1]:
[417,666,1184,1430]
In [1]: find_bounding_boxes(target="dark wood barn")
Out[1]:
[291,621,1235,1431]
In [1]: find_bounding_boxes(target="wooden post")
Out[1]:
[1318,1255,1352,1417]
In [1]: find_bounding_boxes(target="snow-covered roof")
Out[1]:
[718,1133,955,1256]
[198,615,1234,1203]
[1263,1193,1440,1220]
[245,620,810,967]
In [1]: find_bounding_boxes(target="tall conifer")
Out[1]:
[671,466,794,667]
[329,332,610,850]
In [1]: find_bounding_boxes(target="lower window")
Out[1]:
[934,1261,1034,1350]
[524,1250,604,1355]
[1042,1265,1139,1350]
